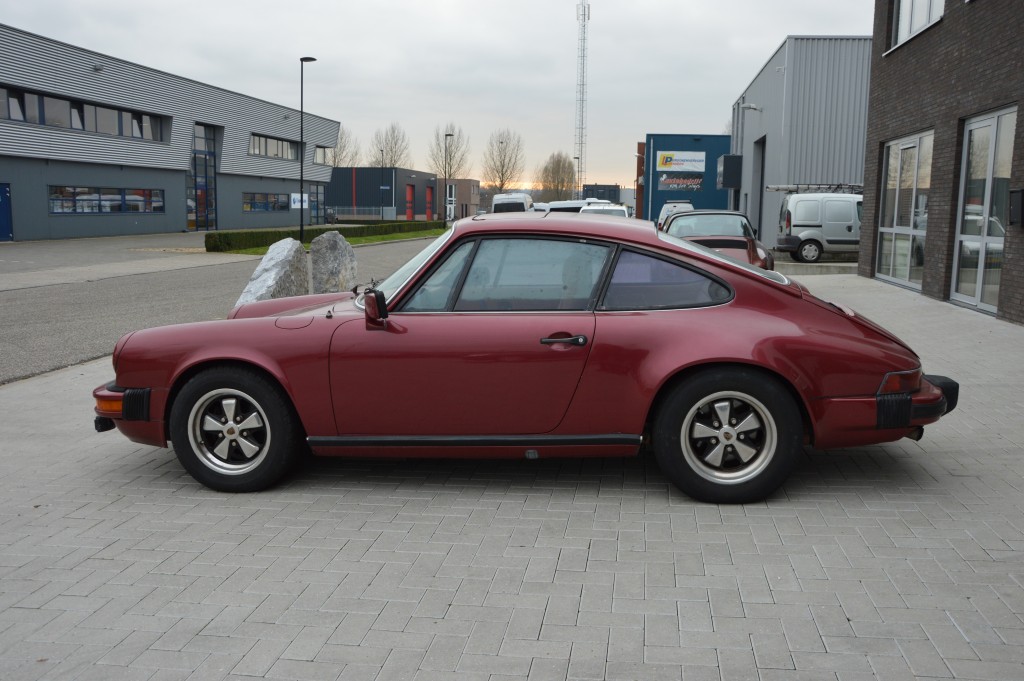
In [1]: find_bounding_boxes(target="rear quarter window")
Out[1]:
[600,250,731,311]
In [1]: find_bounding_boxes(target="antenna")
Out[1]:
[575,1,590,200]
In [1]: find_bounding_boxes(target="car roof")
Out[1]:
[455,211,661,247]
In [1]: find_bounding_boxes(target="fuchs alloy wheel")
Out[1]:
[798,240,822,263]
[653,368,803,503]
[169,367,302,492]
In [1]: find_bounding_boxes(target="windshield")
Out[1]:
[362,229,454,303]
[658,230,789,285]
[666,214,754,238]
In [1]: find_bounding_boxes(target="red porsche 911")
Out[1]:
[94,213,958,503]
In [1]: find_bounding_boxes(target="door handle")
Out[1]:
[540,335,588,346]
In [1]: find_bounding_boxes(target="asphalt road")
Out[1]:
[0,232,431,385]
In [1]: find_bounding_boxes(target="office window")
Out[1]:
[242,192,291,211]
[249,134,298,160]
[1,84,163,141]
[314,146,329,164]
[893,0,943,47]
[49,186,165,214]
[877,131,933,287]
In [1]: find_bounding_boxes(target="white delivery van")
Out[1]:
[656,200,694,229]
[491,193,533,213]
[776,192,862,263]
[548,198,611,213]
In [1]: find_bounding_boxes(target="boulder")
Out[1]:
[234,238,309,306]
[310,230,358,294]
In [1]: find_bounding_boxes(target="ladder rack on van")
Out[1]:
[765,183,863,194]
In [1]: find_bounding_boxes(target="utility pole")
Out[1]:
[574,1,590,200]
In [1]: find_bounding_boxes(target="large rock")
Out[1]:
[310,230,358,294]
[235,238,309,306]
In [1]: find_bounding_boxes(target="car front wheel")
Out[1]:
[653,368,803,503]
[169,367,302,492]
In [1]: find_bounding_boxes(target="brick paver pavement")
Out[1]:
[1,273,1022,680]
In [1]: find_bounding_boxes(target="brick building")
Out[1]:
[861,0,1023,323]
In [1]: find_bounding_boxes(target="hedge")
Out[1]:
[204,221,445,252]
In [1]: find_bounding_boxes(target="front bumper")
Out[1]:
[93,381,167,447]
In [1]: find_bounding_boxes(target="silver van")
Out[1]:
[777,192,862,263]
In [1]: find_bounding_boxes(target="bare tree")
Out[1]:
[427,123,472,179]
[536,151,577,202]
[481,129,525,193]
[328,126,361,167]
[370,122,411,167]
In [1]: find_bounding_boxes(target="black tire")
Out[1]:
[652,367,803,503]
[169,367,303,492]
[788,251,803,262]
[797,240,823,263]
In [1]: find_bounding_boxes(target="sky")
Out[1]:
[4,0,875,188]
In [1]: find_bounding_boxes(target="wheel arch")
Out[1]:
[644,362,814,446]
[163,359,302,441]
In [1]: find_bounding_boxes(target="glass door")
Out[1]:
[952,109,1015,312]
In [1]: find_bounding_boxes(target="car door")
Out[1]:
[823,197,859,247]
[329,236,612,436]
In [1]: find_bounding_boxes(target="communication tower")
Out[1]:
[575,1,590,199]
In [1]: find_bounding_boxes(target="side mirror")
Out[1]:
[364,289,389,329]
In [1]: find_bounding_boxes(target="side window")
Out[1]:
[454,238,610,312]
[401,241,474,312]
[601,250,731,311]
[794,199,820,223]
[825,200,853,222]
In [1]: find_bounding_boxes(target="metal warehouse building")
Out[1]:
[0,24,340,241]
[729,36,872,246]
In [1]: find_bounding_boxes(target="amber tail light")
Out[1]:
[95,396,123,413]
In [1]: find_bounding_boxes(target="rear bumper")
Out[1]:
[810,374,959,449]
[776,235,801,252]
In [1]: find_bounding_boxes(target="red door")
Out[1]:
[405,184,414,221]
[329,312,596,435]
[425,186,434,220]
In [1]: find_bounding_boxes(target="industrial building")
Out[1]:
[860,0,1022,324]
[640,134,732,224]
[324,168,478,222]
[0,24,339,241]
[729,36,872,244]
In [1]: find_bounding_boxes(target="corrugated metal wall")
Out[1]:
[784,37,872,184]
[0,24,338,182]
[732,36,871,246]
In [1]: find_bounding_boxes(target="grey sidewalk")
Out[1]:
[2,245,1024,679]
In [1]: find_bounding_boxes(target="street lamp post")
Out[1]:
[573,156,580,200]
[443,132,453,223]
[379,148,385,220]
[299,56,316,244]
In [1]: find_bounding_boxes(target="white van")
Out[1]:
[656,200,694,229]
[579,203,629,218]
[492,193,533,213]
[777,192,862,263]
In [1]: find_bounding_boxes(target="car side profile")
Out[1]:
[776,192,862,263]
[662,210,774,270]
[94,213,958,503]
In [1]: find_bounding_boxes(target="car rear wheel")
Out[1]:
[652,368,803,503]
[796,240,822,263]
[169,367,302,492]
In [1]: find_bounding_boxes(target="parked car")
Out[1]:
[579,203,629,218]
[94,213,958,504]
[662,210,774,270]
[777,192,862,263]
[656,200,694,229]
